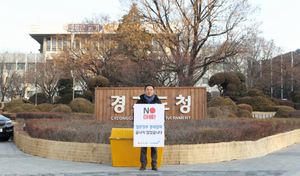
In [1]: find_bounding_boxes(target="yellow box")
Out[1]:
[109,128,164,167]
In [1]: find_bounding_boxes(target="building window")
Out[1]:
[58,38,62,51]
[52,37,56,51]
[63,40,69,51]
[6,63,16,70]
[47,37,51,51]
[17,63,25,70]
[28,63,35,69]
[75,40,80,49]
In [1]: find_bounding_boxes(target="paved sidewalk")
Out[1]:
[1,139,300,176]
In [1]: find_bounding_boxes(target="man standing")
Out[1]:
[135,84,161,171]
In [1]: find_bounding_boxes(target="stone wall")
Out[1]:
[13,129,300,165]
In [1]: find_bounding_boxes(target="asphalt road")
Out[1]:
[1,139,300,176]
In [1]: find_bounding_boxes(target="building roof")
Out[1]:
[28,23,119,44]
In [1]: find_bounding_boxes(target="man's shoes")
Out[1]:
[152,165,158,171]
[140,164,146,171]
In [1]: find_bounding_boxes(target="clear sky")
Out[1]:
[0,0,299,53]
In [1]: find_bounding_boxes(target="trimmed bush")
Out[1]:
[294,103,300,110]
[234,72,246,83]
[84,90,93,97]
[246,88,266,97]
[277,99,294,108]
[227,83,237,92]
[207,96,224,107]
[10,107,23,113]
[235,109,252,118]
[207,92,212,102]
[288,111,300,118]
[269,98,280,106]
[88,75,109,92]
[207,97,238,114]
[24,118,299,144]
[69,98,94,114]
[222,98,238,113]
[16,112,93,120]
[19,104,35,112]
[50,105,72,113]
[274,106,296,118]
[223,91,247,102]
[220,106,237,115]
[237,96,276,112]
[292,95,300,103]
[274,105,288,111]
[228,112,238,118]
[237,104,253,113]
[83,90,93,102]
[207,107,223,118]
[3,99,32,112]
[36,103,54,112]
[56,93,87,104]
[2,112,17,120]
[29,108,41,112]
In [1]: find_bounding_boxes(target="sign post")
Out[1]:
[133,104,164,147]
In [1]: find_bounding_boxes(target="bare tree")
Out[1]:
[223,33,282,92]
[27,61,64,103]
[8,72,26,99]
[267,52,300,99]
[53,14,120,88]
[0,53,20,107]
[129,0,258,86]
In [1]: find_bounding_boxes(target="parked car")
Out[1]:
[0,115,14,141]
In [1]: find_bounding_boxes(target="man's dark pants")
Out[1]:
[140,147,157,166]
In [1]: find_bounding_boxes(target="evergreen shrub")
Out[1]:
[19,104,35,112]
[228,112,238,118]
[292,95,300,103]
[294,103,300,110]
[69,98,94,114]
[207,107,223,118]
[50,105,72,113]
[235,109,252,118]
[246,88,266,97]
[3,99,32,112]
[269,98,280,106]
[237,96,276,112]
[274,106,287,111]
[29,108,41,112]
[274,106,296,118]
[237,104,253,113]
[10,107,23,113]
[207,96,224,107]
[277,99,294,108]
[36,103,53,112]
[207,97,238,114]
[28,93,48,105]
[83,90,93,102]
[223,91,246,102]
[88,75,109,92]
[288,111,300,118]
[56,93,87,104]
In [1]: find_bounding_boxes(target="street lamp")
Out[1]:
[35,54,37,106]
[71,70,75,100]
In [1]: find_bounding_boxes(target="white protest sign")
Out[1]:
[133,104,164,147]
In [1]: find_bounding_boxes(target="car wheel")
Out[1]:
[0,137,10,141]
